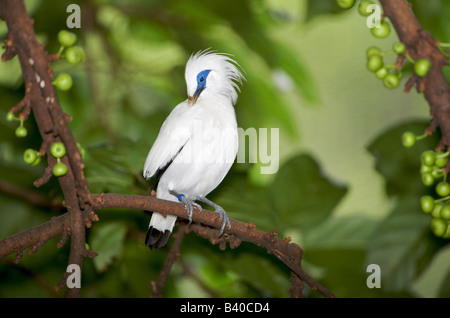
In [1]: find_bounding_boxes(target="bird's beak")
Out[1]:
[188,87,204,106]
[188,96,197,107]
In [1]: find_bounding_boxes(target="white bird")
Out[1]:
[143,50,245,250]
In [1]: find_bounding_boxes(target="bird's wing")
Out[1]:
[143,102,192,180]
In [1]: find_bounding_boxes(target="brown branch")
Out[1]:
[0,213,69,259]
[379,0,450,170]
[0,191,335,297]
[90,193,336,298]
[289,272,305,298]
[0,0,93,298]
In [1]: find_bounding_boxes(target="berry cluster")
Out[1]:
[22,142,69,177]
[402,131,450,238]
[22,141,85,178]
[6,29,86,179]
[6,111,28,138]
[50,142,68,177]
[337,0,391,38]
[336,0,432,88]
[365,43,432,88]
[53,30,85,91]
[23,149,41,166]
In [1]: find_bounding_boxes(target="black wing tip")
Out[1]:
[145,226,171,250]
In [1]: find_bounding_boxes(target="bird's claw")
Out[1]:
[180,197,202,224]
[215,206,231,236]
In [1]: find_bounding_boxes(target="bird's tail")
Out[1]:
[145,213,177,250]
[145,191,177,250]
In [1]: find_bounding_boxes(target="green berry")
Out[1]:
[421,164,433,174]
[383,74,400,89]
[422,172,435,186]
[371,20,391,39]
[31,155,41,166]
[375,68,388,79]
[23,149,37,165]
[336,0,355,9]
[436,181,450,197]
[422,150,436,166]
[420,195,435,214]
[443,225,450,239]
[414,59,431,77]
[50,142,66,158]
[435,154,448,168]
[440,205,450,220]
[393,42,406,54]
[57,30,77,47]
[53,161,68,177]
[431,218,448,237]
[366,46,382,58]
[65,46,85,65]
[53,73,73,91]
[401,132,416,148]
[15,126,27,138]
[358,0,374,16]
[6,112,15,122]
[431,169,443,179]
[367,54,383,72]
[431,203,442,218]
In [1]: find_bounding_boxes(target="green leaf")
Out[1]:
[211,172,276,232]
[409,0,450,42]
[0,56,22,88]
[410,244,450,297]
[271,154,347,232]
[367,121,439,197]
[238,68,298,137]
[223,252,290,297]
[304,248,380,297]
[304,216,379,249]
[275,40,320,104]
[91,222,128,272]
[438,267,450,297]
[365,196,434,293]
[85,142,147,194]
[214,154,347,233]
[0,196,48,238]
[304,0,346,22]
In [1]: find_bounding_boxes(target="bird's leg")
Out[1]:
[169,190,202,224]
[196,196,231,236]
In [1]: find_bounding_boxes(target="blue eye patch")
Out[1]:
[197,70,211,88]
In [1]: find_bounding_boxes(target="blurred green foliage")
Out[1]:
[0,0,449,298]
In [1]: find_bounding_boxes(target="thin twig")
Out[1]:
[151,224,187,297]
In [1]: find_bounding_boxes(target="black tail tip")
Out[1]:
[145,226,171,250]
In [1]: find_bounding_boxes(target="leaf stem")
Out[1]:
[416,133,428,140]
[405,53,415,64]
[435,195,450,203]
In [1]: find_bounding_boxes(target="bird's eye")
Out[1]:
[197,70,211,85]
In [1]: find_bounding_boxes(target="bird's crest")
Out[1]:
[185,49,245,105]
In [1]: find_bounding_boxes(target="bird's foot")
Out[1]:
[215,206,231,236]
[197,196,231,236]
[169,190,202,224]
